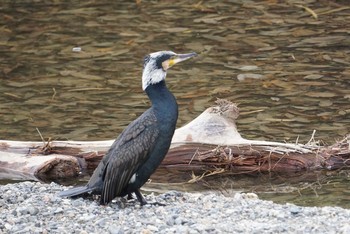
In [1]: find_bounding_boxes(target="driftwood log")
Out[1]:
[0,99,349,181]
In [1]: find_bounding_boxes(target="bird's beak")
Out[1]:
[162,52,197,70]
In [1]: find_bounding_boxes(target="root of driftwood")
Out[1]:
[162,140,350,173]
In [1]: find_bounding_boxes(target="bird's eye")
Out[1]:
[143,55,150,67]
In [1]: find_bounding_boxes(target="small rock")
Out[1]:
[53,208,64,214]
[146,225,159,232]
[29,207,39,215]
[95,217,108,227]
[4,223,13,230]
[290,206,302,215]
[108,225,123,234]
[38,186,47,192]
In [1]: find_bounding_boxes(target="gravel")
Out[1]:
[0,181,349,233]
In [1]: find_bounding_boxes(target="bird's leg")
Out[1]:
[134,189,147,206]
[134,189,166,207]
[127,193,134,200]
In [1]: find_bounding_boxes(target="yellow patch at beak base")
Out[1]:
[162,59,175,70]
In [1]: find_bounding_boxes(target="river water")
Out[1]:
[0,1,349,207]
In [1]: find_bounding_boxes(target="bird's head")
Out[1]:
[142,51,197,90]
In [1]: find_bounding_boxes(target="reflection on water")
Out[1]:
[1,1,350,207]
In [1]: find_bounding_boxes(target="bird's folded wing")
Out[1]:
[100,111,159,204]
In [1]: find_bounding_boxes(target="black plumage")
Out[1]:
[59,51,196,205]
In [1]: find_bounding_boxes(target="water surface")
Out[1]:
[1,0,349,207]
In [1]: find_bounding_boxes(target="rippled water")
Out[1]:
[1,1,349,207]
[147,169,350,209]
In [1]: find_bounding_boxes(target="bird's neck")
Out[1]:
[145,80,178,119]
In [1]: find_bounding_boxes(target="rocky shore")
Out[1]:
[0,181,349,233]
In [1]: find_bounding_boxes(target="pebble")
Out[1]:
[0,182,349,233]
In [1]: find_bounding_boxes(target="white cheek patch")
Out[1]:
[142,64,167,90]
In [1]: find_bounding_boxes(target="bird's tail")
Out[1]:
[58,186,93,198]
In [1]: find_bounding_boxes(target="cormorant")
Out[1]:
[59,51,197,205]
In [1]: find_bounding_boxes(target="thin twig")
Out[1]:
[188,148,199,165]
[36,128,45,144]
[306,130,317,146]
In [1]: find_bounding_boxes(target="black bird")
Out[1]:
[59,51,197,205]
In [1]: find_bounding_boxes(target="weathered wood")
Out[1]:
[164,140,350,173]
[0,99,349,181]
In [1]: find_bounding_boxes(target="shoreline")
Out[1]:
[1,181,349,233]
